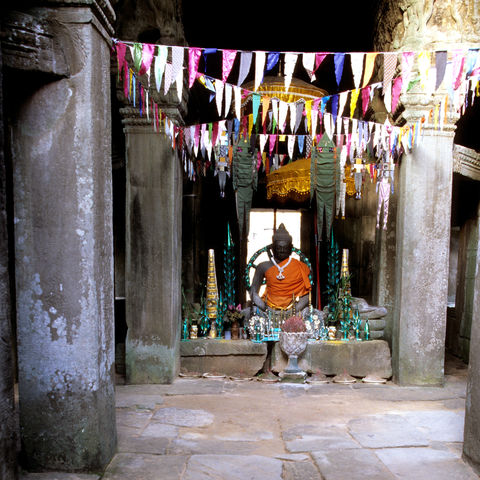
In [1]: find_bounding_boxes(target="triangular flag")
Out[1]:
[331,95,339,123]
[401,51,415,93]
[418,51,431,91]
[284,53,298,91]
[452,49,466,91]
[215,80,224,116]
[334,53,346,87]
[269,135,277,155]
[303,53,316,81]
[315,52,328,72]
[391,76,403,112]
[289,103,297,133]
[259,134,268,153]
[234,86,242,119]
[465,48,479,76]
[295,101,304,133]
[266,52,280,71]
[298,135,305,154]
[238,51,253,86]
[224,83,233,117]
[287,135,295,159]
[116,42,127,78]
[350,52,364,89]
[254,51,266,90]
[171,46,184,84]
[132,43,142,72]
[311,106,318,137]
[155,46,168,92]
[279,101,288,133]
[305,101,312,132]
[261,96,271,125]
[362,52,378,87]
[361,86,370,116]
[252,93,261,124]
[435,50,447,91]
[383,52,397,94]
[139,43,155,75]
[271,98,279,125]
[164,62,173,95]
[222,49,237,82]
[188,47,202,87]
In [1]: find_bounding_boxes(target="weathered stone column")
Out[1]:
[7,2,117,471]
[462,188,480,476]
[392,127,453,385]
[373,0,480,385]
[0,46,17,480]
[123,110,182,384]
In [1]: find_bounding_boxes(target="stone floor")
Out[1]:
[20,356,479,480]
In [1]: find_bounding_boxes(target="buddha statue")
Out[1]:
[250,224,312,316]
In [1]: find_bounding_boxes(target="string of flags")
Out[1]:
[112,39,480,182]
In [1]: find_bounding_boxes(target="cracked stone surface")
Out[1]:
[22,358,479,480]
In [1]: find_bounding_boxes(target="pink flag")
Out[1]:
[222,49,237,82]
[116,42,127,76]
[361,86,371,117]
[269,135,277,155]
[383,52,397,95]
[315,53,328,71]
[139,43,155,75]
[401,52,415,93]
[452,50,466,91]
[391,76,403,112]
[188,47,202,87]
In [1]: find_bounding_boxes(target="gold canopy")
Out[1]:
[266,158,311,202]
[242,76,328,105]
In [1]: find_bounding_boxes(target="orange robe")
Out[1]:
[263,257,312,309]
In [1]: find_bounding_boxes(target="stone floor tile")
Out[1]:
[102,453,188,480]
[116,435,170,455]
[282,460,322,480]
[141,422,178,438]
[283,424,361,452]
[399,410,465,442]
[183,454,283,480]
[375,447,480,479]
[167,437,276,456]
[20,474,99,480]
[115,393,163,409]
[115,409,153,429]
[348,413,430,448]
[152,407,214,427]
[312,449,396,480]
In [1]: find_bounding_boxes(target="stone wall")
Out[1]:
[0,44,17,480]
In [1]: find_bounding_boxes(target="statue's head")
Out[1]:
[272,223,292,262]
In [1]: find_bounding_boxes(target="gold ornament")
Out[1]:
[206,249,219,321]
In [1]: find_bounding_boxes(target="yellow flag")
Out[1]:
[362,53,378,87]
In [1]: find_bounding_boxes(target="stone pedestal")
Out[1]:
[180,339,267,377]
[392,130,453,385]
[124,118,182,384]
[271,340,392,378]
[9,3,116,471]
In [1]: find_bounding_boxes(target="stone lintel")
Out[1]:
[453,143,480,181]
[271,340,392,378]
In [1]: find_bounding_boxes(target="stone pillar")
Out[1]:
[0,46,17,480]
[463,205,480,475]
[392,128,453,385]
[123,110,182,384]
[8,3,117,471]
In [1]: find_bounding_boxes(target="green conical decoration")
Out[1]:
[326,229,341,326]
[223,223,236,308]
